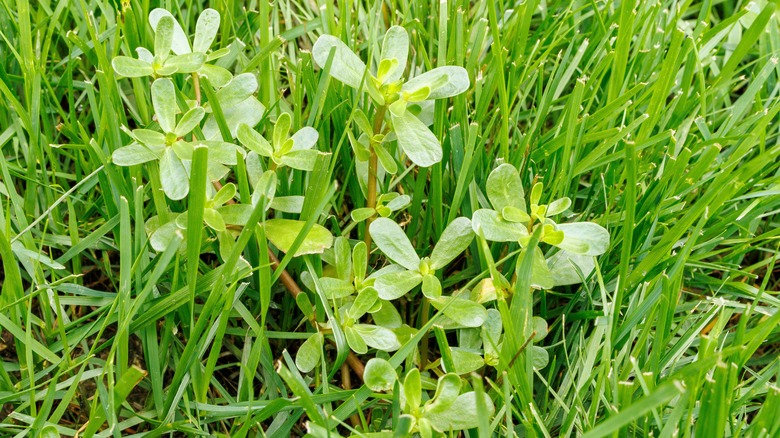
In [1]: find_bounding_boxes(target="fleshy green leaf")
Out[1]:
[430,217,473,270]
[531,345,549,370]
[237,124,273,156]
[212,182,236,206]
[312,35,367,89]
[203,208,226,232]
[334,236,352,281]
[112,56,153,78]
[350,208,376,222]
[112,143,158,166]
[547,197,572,216]
[291,127,319,150]
[374,269,423,300]
[153,15,175,60]
[193,9,220,53]
[280,149,320,171]
[556,222,610,256]
[352,324,401,351]
[547,250,596,286]
[421,274,442,299]
[174,107,206,137]
[216,73,259,109]
[374,143,398,174]
[448,348,485,375]
[532,316,548,342]
[390,111,442,167]
[403,368,422,411]
[345,326,367,354]
[352,241,368,283]
[471,209,528,242]
[423,374,461,415]
[166,52,206,73]
[149,9,191,55]
[348,287,379,320]
[487,163,525,212]
[295,332,324,373]
[379,26,409,83]
[203,96,265,140]
[151,78,177,133]
[159,147,189,200]
[199,63,232,87]
[270,196,304,213]
[363,358,397,392]
[402,66,470,99]
[369,218,420,270]
[431,296,487,328]
[319,277,354,299]
[425,392,495,432]
[264,218,333,256]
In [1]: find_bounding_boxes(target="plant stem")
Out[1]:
[364,105,387,249]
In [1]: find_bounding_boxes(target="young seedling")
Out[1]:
[472,163,610,288]
[111,78,239,200]
[369,217,474,300]
[237,112,322,171]
[362,360,496,437]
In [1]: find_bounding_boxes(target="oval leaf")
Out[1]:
[556,222,610,256]
[430,217,474,270]
[312,35,367,89]
[295,332,323,373]
[369,218,420,270]
[402,66,470,99]
[264,218,333,256]
[152,78,177,133]
[487,163,525,212]
[471,209,527,242]
[363,358,397,392]
[193,9,220,53]
[390,111,442,167]
[112,143,158,166]
[112,56,153,78]
[374,269,423,300]
[149,9,191,55]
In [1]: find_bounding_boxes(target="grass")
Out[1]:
[0,0,779,436]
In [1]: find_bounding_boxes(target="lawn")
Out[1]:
[0,0,779,436]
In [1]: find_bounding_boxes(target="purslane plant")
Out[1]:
[472,163,610,288]
[105,8,611,435]
[312,26,469,168]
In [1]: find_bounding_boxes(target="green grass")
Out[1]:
[1,0,779,436]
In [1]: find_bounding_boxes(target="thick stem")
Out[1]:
[364,106,387,249]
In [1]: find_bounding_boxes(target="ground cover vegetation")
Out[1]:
[0,0,779,436]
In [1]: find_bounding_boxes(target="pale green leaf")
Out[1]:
[379,26,409,83]
[295,332,323,373]
[203,208,226,232]
[423,374,461,415]
[487,163,525,212]
[531,345,549,370]
[193,8,220,53]
[318,277,354,299]
[112,56,153,78]
[547,250,596,286]
[363,358,397,392]
[421,274,441,299]
[430,217,473,270]
[280,149,320,171]
[353,324,401,351]
[216,73,259,109]
[237,124,273,156]
[152,78,177,133]
[270,196,304,213]
[471,209,528,242]
[431,296,487,328]
[425,393,495,432]
[112,143,158,166]
[448,348,485,375]
[350,208,375,222]
[149,9,190,55]
[153,15,175,59]
[198,63,232,87]
[391,111,442,167]
[556,222,610,256]
[402,66,470,99]
[374,143,398,174]
[312,35,367,89]
[165,52,205,73]
[160,147,189,200]
[345,326,367,354]
[333,236,352,281]
[369,217,420,270]
[174,107,206,137]
[374,269,423,300]
[348,288,379,319]
[291,127,319,150]
[264,218,333,256]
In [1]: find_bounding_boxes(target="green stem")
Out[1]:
[364,105,387,249]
